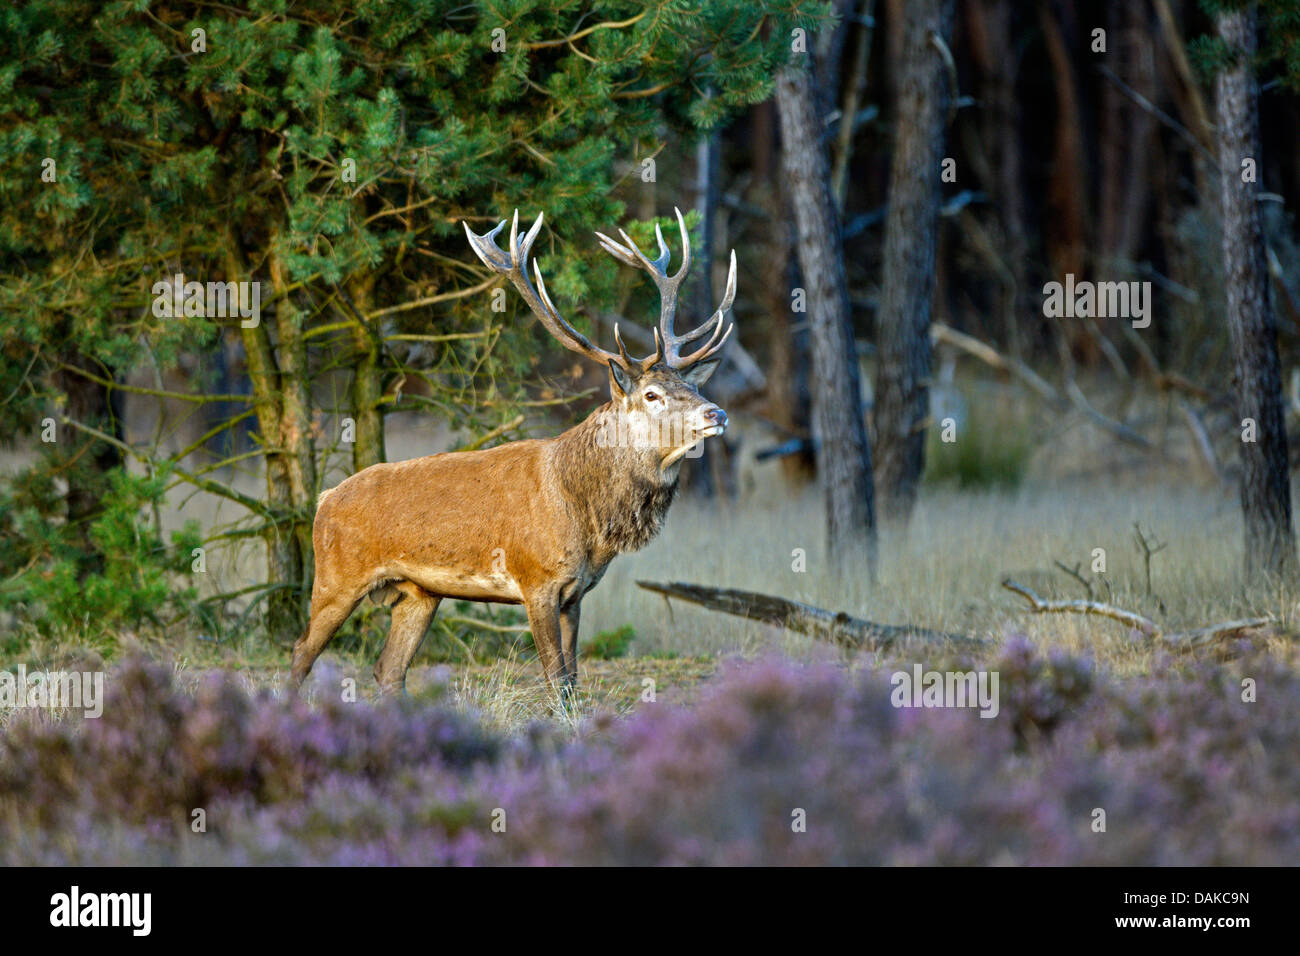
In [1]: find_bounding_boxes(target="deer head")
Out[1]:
[464,208,735,469]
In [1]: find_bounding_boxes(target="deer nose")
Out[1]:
[705,406,727,428]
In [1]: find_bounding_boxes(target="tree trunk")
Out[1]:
[775,59,877,575]
[347,275,386,473]
[754,99,814,486]
[1039,1,1093,365]
[1215,5,1295,579]
[683,126,720,498]
[54,353,125,577]
[873,0,953,522]
[831,0,876,210]
[232,244,314,644]
[766,231,815,485]
[239,312,305,644]
[966,0,1029,356]
[269,253,318,618]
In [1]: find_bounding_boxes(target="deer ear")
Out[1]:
[680,357,721,387]
[608,360,634,398]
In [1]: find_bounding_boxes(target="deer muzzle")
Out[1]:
[698,404,728,437]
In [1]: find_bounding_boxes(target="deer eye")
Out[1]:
[643,390,661,402]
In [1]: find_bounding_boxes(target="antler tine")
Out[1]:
[532,262,609,356]
[654,207,691,344]
[468,206,734,375]
[664,248,736,368]
[612,323,663,369]
[464,217,510,270]
[679,319,734,367]
[595,207,694,367]
[613,324,631,364]
[463,210,625,370]
[594,231,641,269]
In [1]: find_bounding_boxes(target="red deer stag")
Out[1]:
[290,208,736,699]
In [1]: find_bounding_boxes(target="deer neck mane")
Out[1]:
[551,402,681,557]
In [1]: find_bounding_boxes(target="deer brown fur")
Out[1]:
[289,208,737,700]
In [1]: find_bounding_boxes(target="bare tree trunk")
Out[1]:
[766,229,815,485]
[1039,0,1093,364]
[966,0,1029,356]
[232,242,316,643]
[775,59,878,574]
[1098,0,1156,269]
[269,255,318,616]
[831,0,877,211]
[1215,5,1295,579]
[816,0,856,120]
[346,275,386,472]
[872,0,953,522]
[239,311,304,644]
[754,99,814,486]
[684,127,720,498]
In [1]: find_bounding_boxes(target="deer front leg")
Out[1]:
[559,601,581,699]
[523,593,566,702]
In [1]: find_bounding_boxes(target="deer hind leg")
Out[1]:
[374,581,440,695]
[290,585,366,694]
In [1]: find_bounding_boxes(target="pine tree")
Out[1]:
[0,1,824,642]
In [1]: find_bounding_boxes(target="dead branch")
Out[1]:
[1062,376,1153,449]
[1001,578,1269,649]
[931,322,1060,406]
[1096,63,1217,169]
[454,415,525,452]
[1002,578,1160,637]
[1052,560,1095,599]
[1132,523,1168,597]
[1177,399,1222,480]
[1163,619,1272,650]
[440,615,531,634]
[636,580,979,650]
[931,322,1153,449]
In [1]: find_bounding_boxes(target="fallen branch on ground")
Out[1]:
[1002,578,1160,637]
[1001,578,1269,650]
[637,580,979,650]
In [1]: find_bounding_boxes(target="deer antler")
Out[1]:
[465,208,735,374]
[464,210,632,370]
[595,206,736,371]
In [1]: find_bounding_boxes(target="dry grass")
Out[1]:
[585,477,1287,669]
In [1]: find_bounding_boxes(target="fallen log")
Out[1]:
[1001,578,1270,650]
[636,580,980,650]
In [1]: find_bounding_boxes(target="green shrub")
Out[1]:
[582,624,636,660]
[0,465,200,648]
[924,391,1033,489]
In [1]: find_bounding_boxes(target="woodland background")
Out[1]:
[0,0,1297,704]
